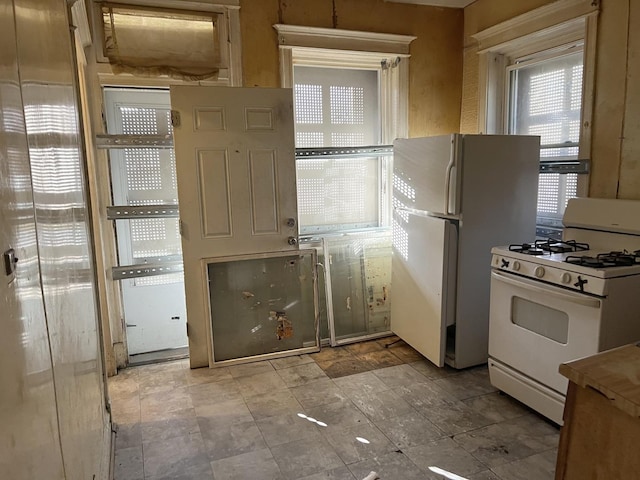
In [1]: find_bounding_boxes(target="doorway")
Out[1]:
[103,88,188,364]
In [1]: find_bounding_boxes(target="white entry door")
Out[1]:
[170,86,299,366]
[104,88,188,356]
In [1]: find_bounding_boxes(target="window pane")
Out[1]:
[294,84,323,124]
[330,86,365,125]
[296,157,379,231]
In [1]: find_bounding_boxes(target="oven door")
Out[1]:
[489,269,603,395]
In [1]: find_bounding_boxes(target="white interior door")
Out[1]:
[170,86,298,366]
[391,212,457,366]
[104,88,188,356]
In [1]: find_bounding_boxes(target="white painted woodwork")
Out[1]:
[384,0,474,7]
[274,25,413,144]
[471,0,599,53]
[170,86,298,367]
[274,24,416,55]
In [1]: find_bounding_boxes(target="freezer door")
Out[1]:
[391,212,457,367]
[393,135,461,216]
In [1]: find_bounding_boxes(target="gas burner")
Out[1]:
[566,251,640,268]
[535,239,590,253]
[565,256,606,268]
[509,243,544,255]
[596,251,640,267]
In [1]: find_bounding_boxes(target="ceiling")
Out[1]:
[384,0,475,8]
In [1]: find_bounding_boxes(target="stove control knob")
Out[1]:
[561,272,572,284]
[534,266,545,278]
[512,261,521,271]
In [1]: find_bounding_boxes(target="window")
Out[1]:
[92,0,242,86]
[507,49,583,225]
[275,24,414,234]
[472,0,598,236]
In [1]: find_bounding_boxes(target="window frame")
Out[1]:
[274,24,414,235]
[472,0,599,231]
[275,24,414,143]
[90,0,242,87]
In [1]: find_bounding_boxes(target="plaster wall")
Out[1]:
[240,0,464,138]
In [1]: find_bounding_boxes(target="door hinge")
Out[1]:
[179,219,184,236]
[186,323,190,337]
[170,110,181,128]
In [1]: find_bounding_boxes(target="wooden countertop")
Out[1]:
[559,343,640,418]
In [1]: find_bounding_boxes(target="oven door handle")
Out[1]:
[491,270,602,308]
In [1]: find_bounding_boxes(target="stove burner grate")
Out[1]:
[509,243,544,255]
[535,239,590,253]
[565,250,640,268]
[509,239,591,255]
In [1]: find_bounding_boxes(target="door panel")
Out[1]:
[170,86,298,367]
[198,149,232,237]
[171,86,298,256]
[391,212,456,366]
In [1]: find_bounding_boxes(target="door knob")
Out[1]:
[287,236,298,246]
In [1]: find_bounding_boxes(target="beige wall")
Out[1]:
[240,0,464,137]
[462,0,640,200]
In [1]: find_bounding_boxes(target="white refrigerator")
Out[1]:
[391,134,540,369]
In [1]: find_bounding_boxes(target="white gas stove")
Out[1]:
[488,198,640,425]
[492,241,640,297]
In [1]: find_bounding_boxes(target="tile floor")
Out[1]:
[110,340,560,480]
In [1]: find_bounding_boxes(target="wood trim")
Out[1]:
[472,0,599,52]
[278,48,293,88]
[273,24,416,55]
[71,0,92,47]
[477,52,507,134]
[580,13,597,162]
[227,7,242,86]
[92,0,239,12]
[96,63,229,87]
[287,46,409,69]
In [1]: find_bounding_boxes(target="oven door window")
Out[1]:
[511,296,569,344]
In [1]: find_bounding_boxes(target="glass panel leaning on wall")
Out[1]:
[323,230,392,343]
[207,250,319,363]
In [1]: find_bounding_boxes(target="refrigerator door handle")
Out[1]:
[444,140,456,215]
[394,206,431,218]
